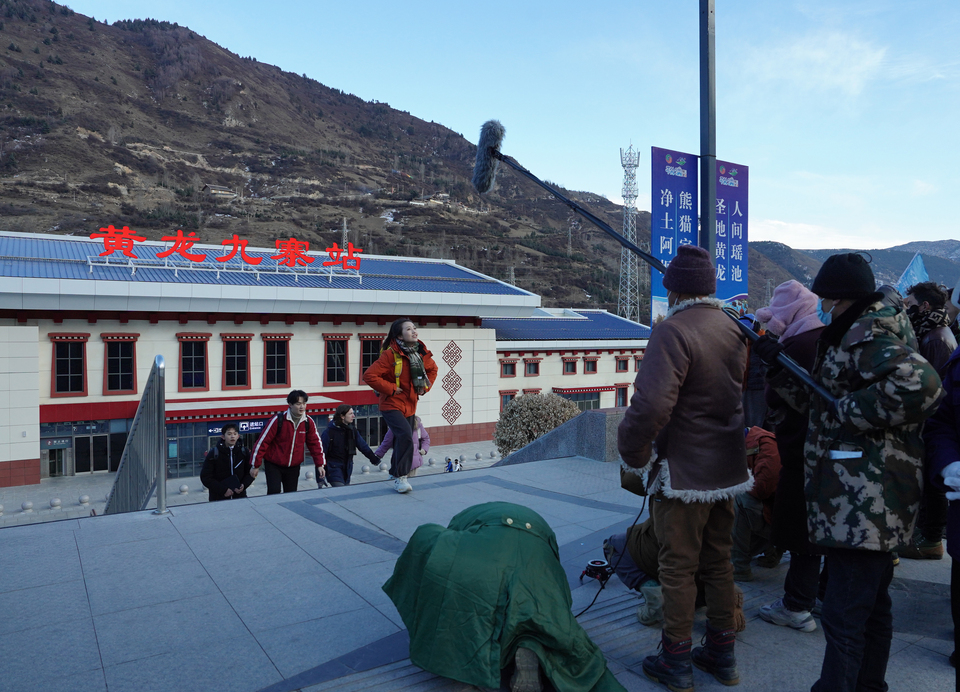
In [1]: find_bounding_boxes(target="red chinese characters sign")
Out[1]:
[89,226,362,271]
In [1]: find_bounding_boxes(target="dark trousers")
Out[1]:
[917,476,949,542]
[783,552,822,612]
[812,548,894,692]
[731,493,772,572]
[651,494,737,642]
[953,559,960,692]
[265,461,300,495]
[381,410,414,478]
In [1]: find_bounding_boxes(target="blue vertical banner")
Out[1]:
[714,160,749,311]
[650,147,698,322]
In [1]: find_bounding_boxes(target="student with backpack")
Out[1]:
[200,422,255,502]
[322,405,381,487]
[250,389,326,494]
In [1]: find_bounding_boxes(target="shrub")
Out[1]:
[493,393,581,456]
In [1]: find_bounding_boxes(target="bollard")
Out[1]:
[475,453,482,460]
[427,457,436,466]
[361,465,370,474]
[490,451,497,458]
[79,495,90,506]
[305,470,315,481]
[50,498,61,509]
[21,501,33,513]
[378,462,389,472]
[0,503,4,516]
[179,484,189,495]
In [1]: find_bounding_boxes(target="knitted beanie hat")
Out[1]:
[811,253,876,299]
[756,280,822,339]
[662,245,716,296]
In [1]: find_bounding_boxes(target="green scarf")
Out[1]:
[399,339,431,389]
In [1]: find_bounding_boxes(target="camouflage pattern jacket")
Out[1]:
[768,295,944,552]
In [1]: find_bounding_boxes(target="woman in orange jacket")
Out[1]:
[362,318,438,493]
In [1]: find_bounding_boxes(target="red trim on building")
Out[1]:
[101,333,140,396]
[499,358,518,378]
[0,458,42,488]
[261,334,292,389]
[323,334,351,387]
[552,385,617,394]
[50,333,90,398]
[221,333,252,391]
[522,388,542,394]
[583,355,599,375]
[177,333,211,393]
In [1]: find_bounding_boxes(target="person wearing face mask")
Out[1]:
[899,282,958,561]
[363,318,438,494]
[618,244,751,691]
[755,253,944,692]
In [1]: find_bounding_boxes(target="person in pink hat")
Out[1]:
[754,280,826,634]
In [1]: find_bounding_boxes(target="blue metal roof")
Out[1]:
[0,234,531,296]
[483,310,651,340]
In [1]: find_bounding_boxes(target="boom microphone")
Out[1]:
[472,120,505,194]
[470,119,836,407]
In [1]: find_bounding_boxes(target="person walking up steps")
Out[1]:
[363,318,437,494]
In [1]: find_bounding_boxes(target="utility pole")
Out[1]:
[618,145,640,322]
[700,0,717,266]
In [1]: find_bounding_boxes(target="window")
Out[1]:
[222,335,251,389]
[616,386,628,407]
[584,358,599,374]
[563,359,577,375]
[635,355,643,372]
[500,390,518,411]
[102,334,139,394]
[51,333,89,397]
[560,391,601,411]
[178,333,211,392]
[523,358,541,376]
[500,359,517,377]
[360,335,384,379]
[616,357,629,372]
[324,335,350,386]
[263,335,291,388]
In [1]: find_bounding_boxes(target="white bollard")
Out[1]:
[21,501,33,513]
[79,495,90,505]
[475,453,482,460]
[305,470,315,481]
[50,498,61,509]
[378,462,390,472]
[179,484,189,495]
[427,457,436,466]
[361,465,370,474]
[0,503,4,515]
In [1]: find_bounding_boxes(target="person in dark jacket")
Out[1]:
[200,422,255,502]
[755,280,826,632]
[321,404,380,487]
[921,345,960,668]
[902,281,957,560]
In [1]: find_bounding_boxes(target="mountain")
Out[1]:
[0,1,641,313]
[1,0,956,318]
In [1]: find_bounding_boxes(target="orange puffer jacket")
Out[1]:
[363,340,438,417]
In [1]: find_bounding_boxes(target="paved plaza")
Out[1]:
[0,455,954,692]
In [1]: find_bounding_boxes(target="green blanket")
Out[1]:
[382,502,626,691]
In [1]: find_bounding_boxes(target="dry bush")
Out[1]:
[494,393,581,456]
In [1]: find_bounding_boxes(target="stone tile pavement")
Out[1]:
[0,455,953,692]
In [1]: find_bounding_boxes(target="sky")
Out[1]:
[69,1,960,250]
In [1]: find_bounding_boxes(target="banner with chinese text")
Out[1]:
[714,160,749,311]
[650,146,698,322]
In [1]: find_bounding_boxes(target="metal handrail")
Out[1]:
[104,356,168,515]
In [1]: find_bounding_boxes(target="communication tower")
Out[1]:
[618,145,641,322]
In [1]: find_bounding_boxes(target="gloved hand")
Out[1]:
[942,460,960,500]
[752,334,785,367]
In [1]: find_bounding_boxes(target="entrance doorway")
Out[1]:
[48,448,65,477]
[75,435,109,473]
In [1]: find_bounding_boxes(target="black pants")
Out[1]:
[783,552,821,612]
[952,559,959,691]
[812,548,894,692]
[265,461,300,495]
[381,409,414,478]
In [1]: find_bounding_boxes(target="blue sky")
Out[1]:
[71,1,959,250]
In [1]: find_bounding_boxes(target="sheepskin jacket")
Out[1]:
[618,298,753,502]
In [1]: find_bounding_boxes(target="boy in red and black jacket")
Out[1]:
[251,389,326,494]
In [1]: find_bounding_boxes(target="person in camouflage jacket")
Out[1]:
[757,253,943,692]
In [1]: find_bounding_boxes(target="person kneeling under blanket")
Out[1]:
[604,516,746,632]
[383,502,626,692]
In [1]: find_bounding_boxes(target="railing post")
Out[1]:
[153,355,170,515]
